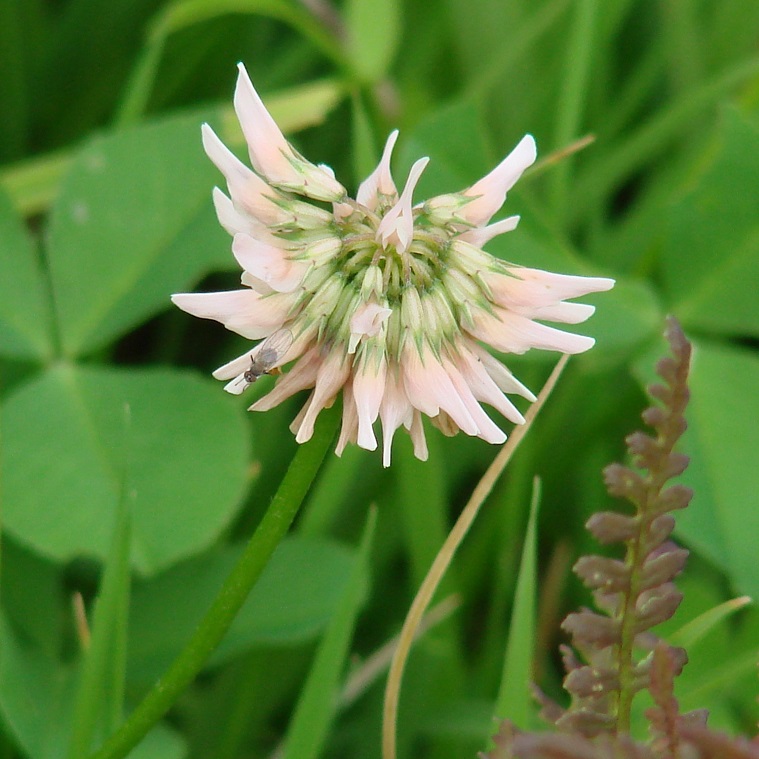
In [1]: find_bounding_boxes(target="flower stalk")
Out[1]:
[87,403,341,759]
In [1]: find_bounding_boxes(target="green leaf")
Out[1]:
[46,108,229,358]
[670,596,752,650]
[1,364,249,575]
[281,510,374,759]
[578,277,662,370]
[678,340,759,598]
[127,535,358,685]
[0,614,185,759]
[662,109,759,338]
[0,187,53,360]
[399,100,492,198]
[345,0,401,83]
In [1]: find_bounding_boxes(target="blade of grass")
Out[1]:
[670,596,753,651]
[88,402,341,759]
[382,355,569,759]
[68,406,133,758]
[281,507,376,759]
[549,0,598,229]
[492,478,541,731]
[573,54,759,221]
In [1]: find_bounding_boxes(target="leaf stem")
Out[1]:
[87,403,340,759]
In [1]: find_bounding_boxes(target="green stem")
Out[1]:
[87,404,341,759]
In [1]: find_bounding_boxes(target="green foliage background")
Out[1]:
[1,1,758,757]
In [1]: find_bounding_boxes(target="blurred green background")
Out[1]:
[1,1,758,758]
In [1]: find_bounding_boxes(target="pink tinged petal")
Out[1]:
[488,267,615,309]
[470,307,595,355]
[212,350,256,381]
[201,124,284,226]
[171,289,295,340]
[348,302,392,353]
[460,135,536,226]
[232,233,310,292]
[293,352,351,443]
[356,130,399,210]
[406,411,429,462]
[234,64,345,202]
[441,355,506,444]
[471,344,536,401]
[353,355,387,451]
[250,348,322,411]
[401,343,479,436]
[212,187,278,240]
[526,301,596,324]
[240,270,275,295]
[336,380,359,456]
[377,157,429,254]
[457,349,526,424]
[458,215,520,246]
[379,370,413,467]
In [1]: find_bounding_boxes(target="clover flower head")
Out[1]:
[172,63,614,466]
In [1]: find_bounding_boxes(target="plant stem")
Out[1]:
[87,403,341,759]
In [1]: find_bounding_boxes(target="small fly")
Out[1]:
[232,329,294,392]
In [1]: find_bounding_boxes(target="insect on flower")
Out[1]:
[228,329,293,394]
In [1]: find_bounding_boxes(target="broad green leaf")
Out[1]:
[578,277,662,369]
[634,338,759,599]
[0,614,185,759]
[662,108,759,337]
[0,538,64,657]
[127,535,358,685]
[678,340,759,598]
[46,108,229,358]
[1,364,249,575]
[281,510,374,759]
[345,0,401,83]
[399,100,492,198]
[0,188,53,360]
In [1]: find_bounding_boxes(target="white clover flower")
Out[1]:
[172,64,614,466]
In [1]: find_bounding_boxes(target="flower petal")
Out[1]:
[459,135,536,226]
[406,410,429,462]
[470,307,596,354]
[487,267,616,309]
[336,379,359,456]
[377,157,429,254]
[457,215,520,247]
[471,344,536,401]
[379,369,413,467]
[201,124,284,225]
[234,64,345,202]
[353,354,387,451]
[456,348,526,424]
[171,289,295,339]
[357,130,399,210]
[293,351,351,443]
[401,342,479,436]
[232,233,310,292]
